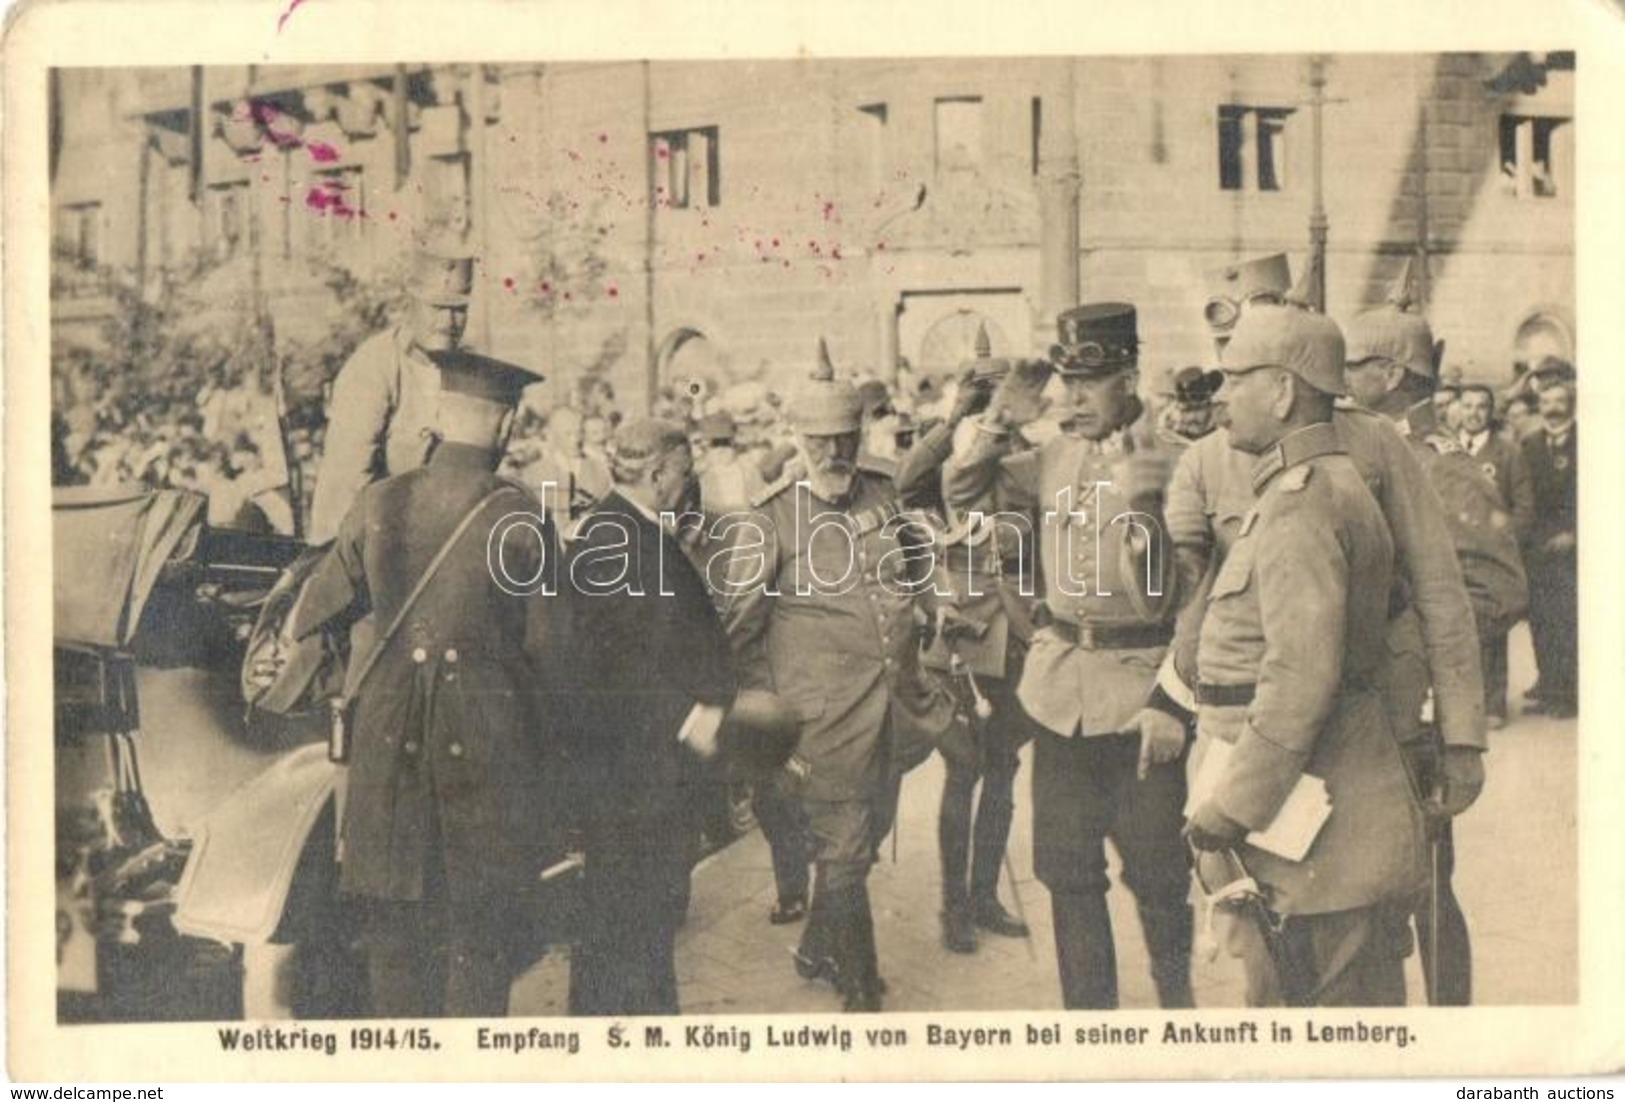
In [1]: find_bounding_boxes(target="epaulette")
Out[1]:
[1279,465,1313,493]
[749,469,798,509]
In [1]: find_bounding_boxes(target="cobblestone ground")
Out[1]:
[511,623,1577,1014]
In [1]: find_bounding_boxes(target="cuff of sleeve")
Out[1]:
[971,414,1010,438]
[1146,684,1195,729]
[1155,652,1198,714]
[1213,720,1309,831]
[678,702,727,746]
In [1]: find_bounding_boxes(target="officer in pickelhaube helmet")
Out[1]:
[944,303,1195,1010]
[717,340,957,1012]
[897,324,1043,954]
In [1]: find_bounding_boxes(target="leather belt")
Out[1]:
[1048,620,1172,651]
[1195,681,1257,707]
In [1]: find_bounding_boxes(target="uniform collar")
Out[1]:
[1250,421,1343,495]
[1397,398,1438,440]
[1544,419,1574,445]
[428,440,500,472]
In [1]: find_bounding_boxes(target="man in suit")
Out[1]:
[291,349,559,1018]
[720,353,958,1012]
[1457,383,1535,726]
[308,248,477,544]
[557,418,738,1016]
[945,304,1194,1010]
[1186,304,1427,1007]
[1521,379,1578,718]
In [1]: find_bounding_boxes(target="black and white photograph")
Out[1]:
[8,0,1625,1085]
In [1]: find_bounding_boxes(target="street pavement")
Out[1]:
[511,623,1577,1013]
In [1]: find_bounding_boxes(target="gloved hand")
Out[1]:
[1429,745,1486,819]
[949,367,991,425]
[1123,706,1188,780]
[1184,801,1248,852]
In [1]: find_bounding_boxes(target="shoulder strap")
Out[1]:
[346,485,514,699]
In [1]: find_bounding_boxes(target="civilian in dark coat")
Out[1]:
[1458,384,1535,724]
[555,419,738,1016]
[1520,381,1578,717]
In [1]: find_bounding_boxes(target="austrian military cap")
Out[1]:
[787,339,864,436]
[429,349,544,406]
[1051,303,1140,378]
[1173,366,1225,409]
[1344,303,1436,382]
[409,248,475,308]
[1203,254,1292,334]
[1222,303,1346,397]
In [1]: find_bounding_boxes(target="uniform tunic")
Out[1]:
[308,327,444,545]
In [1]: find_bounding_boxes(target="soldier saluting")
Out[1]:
[944,303,1195,1010]
[291,349,560,1018]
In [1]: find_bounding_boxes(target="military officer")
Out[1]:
[291,349,559,1018]
[308,248,476,544]
[1159,256,1489,1007]
[896,326,1040,954]
[1186,304,1427,1007]
[718,351,957,1012]
[944,303,1194,1010]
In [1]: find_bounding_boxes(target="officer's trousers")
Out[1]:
[799,772,902,996]
[938,673,1024,911]
[1527,554,1578,710]
[1032,728,1193,1009]
[1233,904,1408,1008]
[753,767,811,907]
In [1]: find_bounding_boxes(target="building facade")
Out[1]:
[51,53,1575,412]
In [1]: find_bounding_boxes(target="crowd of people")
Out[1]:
[68,243,1580,1018]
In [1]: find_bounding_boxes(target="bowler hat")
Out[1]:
[1173,366,1225,408]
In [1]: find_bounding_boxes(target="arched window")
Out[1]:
[1512,312,1573,377]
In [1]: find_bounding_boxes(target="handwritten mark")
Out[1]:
[277,0,311,33]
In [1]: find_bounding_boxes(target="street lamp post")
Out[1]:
[1307,55,1329,313]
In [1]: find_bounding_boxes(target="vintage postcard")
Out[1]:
[5,0,1624,1084]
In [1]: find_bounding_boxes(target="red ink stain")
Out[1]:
[695,253,706,263]
[607,285,619,298]
[821,200,836,221]
[387,211,398,221]
[503,277,516,291]
[304,180,359,218]
[307,141,341,164]
[876,241,886,251]
[598,132,609,143]
[563,291,573,301]
[261,175,271,182]
[540,281,553,294]
[831,246,842,260]
[655,145,670,161]
[276,0,309,33]
[771,237,780,247]
[782,260,791,268]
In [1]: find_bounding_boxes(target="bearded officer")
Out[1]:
[291,349,559,1017]
[1186,304,1427,1007]
[944,303,1194,1010]
[308,248,477,544]
[718,351,957,1012]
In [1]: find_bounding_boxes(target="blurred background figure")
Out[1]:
[1521,378,1578,719]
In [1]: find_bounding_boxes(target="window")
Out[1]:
[423,154,470,237]
[857,103,887,191]
[1499,114,1569,199]
[934,96,984,171]
[59,202,101,269]
[1218,105,1295,192]
[303,166,365,255]
[206,183,250,259]
[650,126,721,209]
